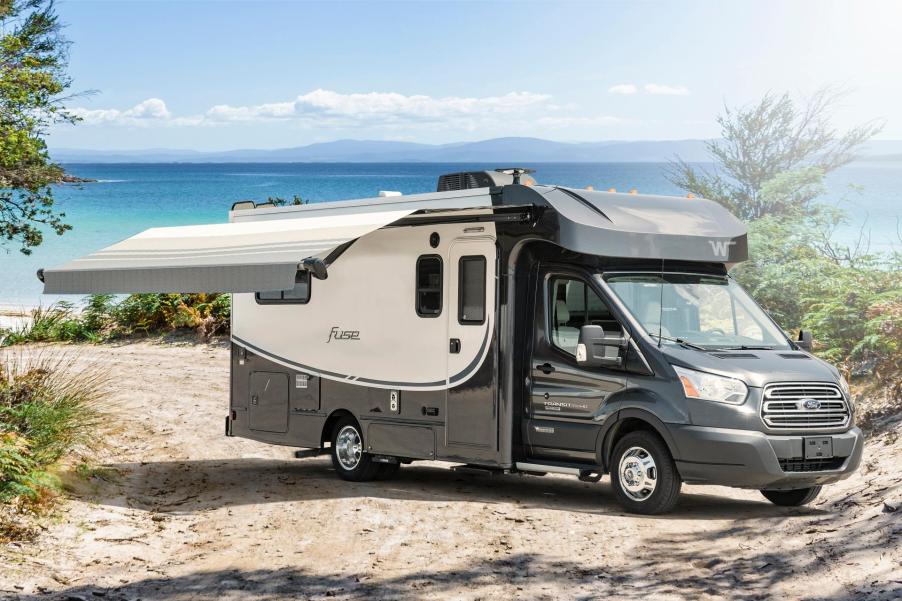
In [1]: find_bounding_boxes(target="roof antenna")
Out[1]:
[495,167,535,185]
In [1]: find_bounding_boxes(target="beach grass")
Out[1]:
[0,351,107,540]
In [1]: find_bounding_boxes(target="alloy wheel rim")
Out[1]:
[618,446,657,501]
[336,425,363,470]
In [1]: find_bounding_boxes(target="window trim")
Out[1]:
[255,270,312,305]
[457,255,487,325]
[415,254,443,318]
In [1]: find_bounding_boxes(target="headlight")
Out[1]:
[673,365,748,405]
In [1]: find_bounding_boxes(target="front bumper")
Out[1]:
[670,424,864,490]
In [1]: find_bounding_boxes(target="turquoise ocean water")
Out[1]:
[1,161,898,308]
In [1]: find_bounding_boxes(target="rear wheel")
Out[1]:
[761,486,822,507]
[610,430,682,515]
[330,417,381,482]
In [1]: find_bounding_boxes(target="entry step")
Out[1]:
[450,464,507,477]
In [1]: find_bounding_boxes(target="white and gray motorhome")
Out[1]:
[40,169,863,514]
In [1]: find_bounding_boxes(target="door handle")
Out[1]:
[449,338,461,354]
[536,363,555,374]
[251,395,258,406]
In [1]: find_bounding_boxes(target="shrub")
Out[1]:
[0,293,232,346]
[0,351,106,514]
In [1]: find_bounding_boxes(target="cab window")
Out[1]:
[550,277,619,356]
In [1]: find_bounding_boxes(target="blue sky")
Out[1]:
[47,0,902,150]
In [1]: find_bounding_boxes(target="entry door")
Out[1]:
[445,238,497,448]
[526,273,628,460]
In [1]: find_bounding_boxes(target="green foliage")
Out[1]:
[667,89,883,221]
[0,352,105,507]
[1,0,79,254]
[670,90,900,404]
[0,293,232,346]
[266,194,307,206]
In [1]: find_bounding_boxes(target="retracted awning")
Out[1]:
[40,208,415,294]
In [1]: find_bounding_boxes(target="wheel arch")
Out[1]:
[598,409,682,472]
[321,409,359,448]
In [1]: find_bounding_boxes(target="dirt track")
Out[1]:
[1,340,900,600]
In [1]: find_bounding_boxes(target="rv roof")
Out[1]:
[39,181,747,295]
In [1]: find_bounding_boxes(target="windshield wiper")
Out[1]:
[650,334,707,351]
[716,345,776,351]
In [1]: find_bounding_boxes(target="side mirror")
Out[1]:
[577,325,628,369]
[796,330,813,352]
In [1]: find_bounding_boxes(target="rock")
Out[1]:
[883,501,899,513]
[59,173,98,183]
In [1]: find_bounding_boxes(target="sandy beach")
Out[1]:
[0,339,899,600]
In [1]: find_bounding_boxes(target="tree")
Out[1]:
[1,0,77,254]
[667,89,883,220]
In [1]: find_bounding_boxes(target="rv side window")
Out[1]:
[416,255,443,317]
[255,270,311,304]
[458,256,486,325]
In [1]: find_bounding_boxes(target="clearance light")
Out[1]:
[629,188,638,195]
[608,187,617,193]
[687,193,695,199]
[673,365,748,405]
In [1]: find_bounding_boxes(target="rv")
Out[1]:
[40,169,863,514]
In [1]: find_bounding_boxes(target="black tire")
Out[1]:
[610,430,682,515]
[761,486,822,507]
[330,417,381,482]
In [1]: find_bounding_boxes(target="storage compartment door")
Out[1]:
[248,372,290,433]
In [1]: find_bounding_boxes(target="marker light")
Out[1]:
[673,365,748,405]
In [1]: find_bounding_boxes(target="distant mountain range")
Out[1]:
[49,137,902,164]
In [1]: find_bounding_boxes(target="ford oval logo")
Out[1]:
[802,398,821,410]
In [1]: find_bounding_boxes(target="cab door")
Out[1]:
[445,237,497,450]
[526,270,628,462]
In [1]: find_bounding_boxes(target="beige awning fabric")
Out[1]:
[41,208,415,294]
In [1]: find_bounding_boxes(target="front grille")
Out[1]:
[761,382,849,430]
[779,457,845,472]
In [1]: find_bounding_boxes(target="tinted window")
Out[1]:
[550,277,618,355]
[458,256,486,324]
[416,255,442,317]
[256,270,311,304]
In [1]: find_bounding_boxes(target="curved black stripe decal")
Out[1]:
[232,335,445,388]
[449,327,491,384]
[232,325,491,389]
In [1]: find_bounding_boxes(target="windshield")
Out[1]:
[602,273,791,350]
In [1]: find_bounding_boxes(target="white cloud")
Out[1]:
[204,89,552,126]
[71,98,173,125]
[644,83,690,96]
[69,89,629,133]
[608,84,638,95]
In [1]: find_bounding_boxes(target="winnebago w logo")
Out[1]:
[708,240,737,257]
[327,326,360,343]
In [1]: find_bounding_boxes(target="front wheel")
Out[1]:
[610,430,682,515]
[761,486,822,507]
[330,417,382,482]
